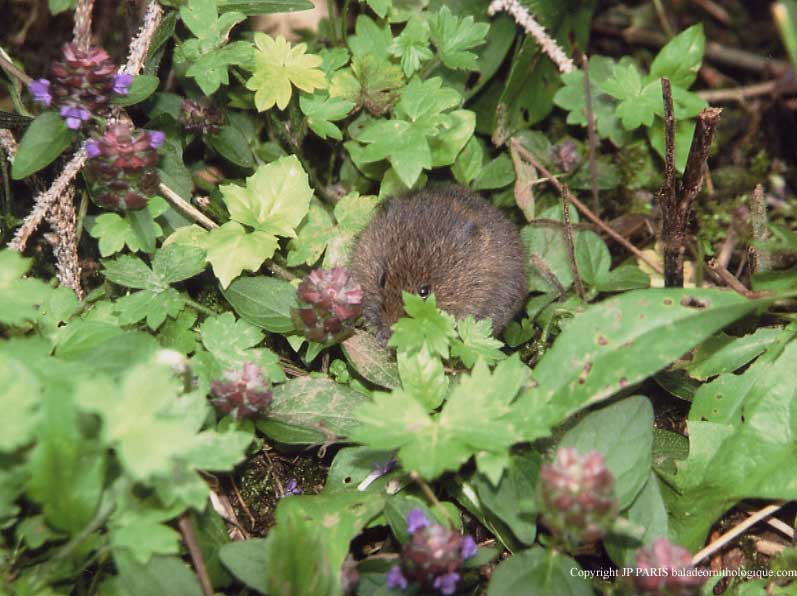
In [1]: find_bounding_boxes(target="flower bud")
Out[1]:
[538,447,617,548]
[210,362,273,420]
[633,539,705,595]
[179,99,225,136]
[291,267,363,344]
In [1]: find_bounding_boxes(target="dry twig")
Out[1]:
[706,258,753,297]
[561,185,585,299]
[178,514,215,596]
[581,54,600,214]
[750,184,771,274]
[158,183,219,230]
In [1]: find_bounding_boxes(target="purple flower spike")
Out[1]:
[461,535,477,560]
[432,572,460,595]
[385,565,408,591]
[29,78,52,106]
[85,140,101,158]
[406,509,430,535]
[148,130,165,149]
[113,72,133,95]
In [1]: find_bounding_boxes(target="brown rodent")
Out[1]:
[350,185,528,344]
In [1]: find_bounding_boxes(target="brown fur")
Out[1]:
[350,185,528,343]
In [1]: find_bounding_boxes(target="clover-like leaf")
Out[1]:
[428,5,489,71]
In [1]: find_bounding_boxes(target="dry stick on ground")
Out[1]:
[692,502,785,565]
[178,515,215,596]
[158,182,219,230]
[706,258,753,297]
[698,81,780,104]
[510,139,664,275]
[561,184,585,299]
[750,184,771,274]
[581,54,601,214]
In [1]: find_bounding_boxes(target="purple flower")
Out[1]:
[461,535,477,560]
[85,140,101,158]
[406,509,430,535]
[432,572,460,595]
[59,105,90,129]
[385,565,408,590]
[113,72,133,95]
[28,78,52,106]
[282,478,303,497]
[148,130,165,149]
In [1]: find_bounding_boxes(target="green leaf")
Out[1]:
[600,63,662,130]
[116,287,184,330]
[0,356,40,452]
[48,0,76,14]
[470,452,540,545]
[352,357,528,479]
[513,288,770,439]
[113,553,203,596]
[222,275,298,333]
[257,376,370,444]
[389,16,433,77]
[648,117,697,174]
[216,0,314,14]
[341,330,400,389]
[487,548,593,596]
[452,316,506,368]
[428,5,489,71]
[560,395,654,509]
[682,327,782,380]
[103,254,159,290]
[299,92,355,140]
[219,539,269,593]
[86,196,169,257]
[180,0,246,44]
[186,42,254,95]
[347,15,392,60]
[429,109,476,167]
[12,111,75,179]
[27,388,105,535]
[0,250,56,327]
[153,244,208,285]
[112,74,160,106]
[397,346,448,410]
[220,155,313,237]
[649,23,705,88]
[207,124,256,168]
[388,293,457,359]
[553,55,628,146]
[246,32,326,111]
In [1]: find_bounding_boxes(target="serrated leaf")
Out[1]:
[0,357,40,452]
[204,223,278,288]
[12,111,75,179]
[186,42,254,95]
[299,92,355,140]
[389,16,433,77]
[116,287,184,330]
[600,63,661,130]
[341,330,400,389]
[428,5,489,71]
[388,293,457,358]
[452,316,506,368]
[246,33,326,111]
[397,346,448,410]
[348,15,392,60]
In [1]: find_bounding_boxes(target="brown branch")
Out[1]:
[697,81,779,104]
[681,108,722,216]
[158,183,219,230]
[0,49,33,87]
[510,138,664,275]
[657,78,681,287]
[530,254,567,299]
[581,54,600,214]
[8,149,88,252]
[706,258,753,297]
[749,183,771,274]
[561,185,585,299]
[178,514,214,596]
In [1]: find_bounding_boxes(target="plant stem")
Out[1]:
[184,296,219,316]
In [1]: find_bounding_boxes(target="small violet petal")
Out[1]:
[85,141,101,158]
[432,572,460,596]
[406,508,430,535]
[113,72,133,95]
[28,78,51,106]
[148,130,165,149]
[385,565,408,591]
[65,117,81,130]
[461,535,477,559]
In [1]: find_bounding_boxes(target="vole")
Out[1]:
[350,185,528,344]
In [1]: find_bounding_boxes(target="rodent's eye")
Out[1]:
[378,271,387,288]
[418,285,431,299]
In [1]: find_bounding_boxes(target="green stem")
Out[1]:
[184,296,219,316]
[75,190,89,245]
[341,0,351,44]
